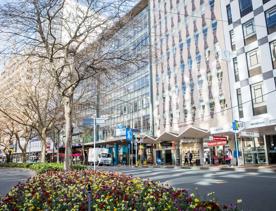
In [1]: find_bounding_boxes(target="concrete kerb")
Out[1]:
[131,165,276,173]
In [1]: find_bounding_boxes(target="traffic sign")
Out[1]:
[126,128,133,143]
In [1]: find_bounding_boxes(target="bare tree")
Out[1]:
[0,59,61,162]
[14,125,36,163]
[0,0,148,170]
[0,120,15,163]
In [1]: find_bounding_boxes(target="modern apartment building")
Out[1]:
[221,0,276,165]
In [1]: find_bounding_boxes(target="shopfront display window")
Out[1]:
[243,136,266,164]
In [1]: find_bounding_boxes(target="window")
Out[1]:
[237,88,244,118]
[266,6,276,34]
[230,30,236,51]
[243,19,256,45]
[247,49,262,77]
[270,40,276,69]
[251,82,267,115]
[239,0,252,17]
[226,4,232,24]
[233,57,239,82]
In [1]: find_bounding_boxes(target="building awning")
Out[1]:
[156,131,178,143]
[138,135,156,144]
[178,126,209,139]
[84,136,126,146]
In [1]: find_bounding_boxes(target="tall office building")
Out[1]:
[150,0,234,165]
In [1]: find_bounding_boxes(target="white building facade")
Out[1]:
[221,0,276,164]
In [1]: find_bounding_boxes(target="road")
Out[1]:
[0,168,35,197]
[98,166,276,211]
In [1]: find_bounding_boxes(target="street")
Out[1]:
[98,166,276,211]
[0,168,35,197]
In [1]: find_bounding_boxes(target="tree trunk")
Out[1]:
[63,94,73,171]
[40,129,47,162]
[57,130,60,163]
[22,150,27,163]
[5,152,11,163]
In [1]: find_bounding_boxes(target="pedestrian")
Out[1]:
[226,149,232,166]
[189,151,193,165]
[184,153,189,165]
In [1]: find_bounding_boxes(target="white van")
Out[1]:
[88,148,112,166]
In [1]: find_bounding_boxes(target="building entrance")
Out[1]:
[266,135,276,164]
[165,150,172,165]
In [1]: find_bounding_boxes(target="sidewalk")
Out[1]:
[134,164,276,173]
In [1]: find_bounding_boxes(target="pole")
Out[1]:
[87,184,91,211]
[131,140,133,167]
[234,131,239,166]
[135,139,138,166]
[93,118,96,171]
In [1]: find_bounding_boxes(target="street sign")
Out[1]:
[96,118,106,126]
[126,128,133,143]
[82,118,94,127]
[232,120,239,131]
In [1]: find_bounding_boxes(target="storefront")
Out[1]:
[137,135,155,165]
[178,126,209,166]
[154,132,178,165]
[155,142,174,165]
[205,136,231,165]
[240,131,267,165]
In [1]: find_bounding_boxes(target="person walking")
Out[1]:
[184,153,189,165]
[189,151,193,165]
[226,149,233,166]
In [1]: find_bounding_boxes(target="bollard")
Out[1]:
[87,184,91,211]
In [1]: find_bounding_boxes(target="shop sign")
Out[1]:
[246,118,268,129]
[240,131,259,138]
[270,119,276,125]
[207,140,227,147]
[212,136,227,142]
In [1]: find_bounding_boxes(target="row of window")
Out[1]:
[227,4,276,35]
[227,0,272,20]
[236,79,275,118]
[233,40,276,82]
[229,7,276,52]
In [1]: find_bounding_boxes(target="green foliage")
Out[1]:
[0,162,87,173]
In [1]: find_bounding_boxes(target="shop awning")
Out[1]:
[178,126,209,139]
[138,135,156,144]
[156,131,178,143]
[84,136,126,146]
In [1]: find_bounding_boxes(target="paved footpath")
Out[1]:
[0,168,35,197]
[98,166,276,211]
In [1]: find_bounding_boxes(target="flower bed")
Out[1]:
[0,170,239,211]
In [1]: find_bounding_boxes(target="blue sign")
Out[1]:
[126,128,133,143]
[232,120,239,131]
[233,150,241,158]
[82,118,94,127]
